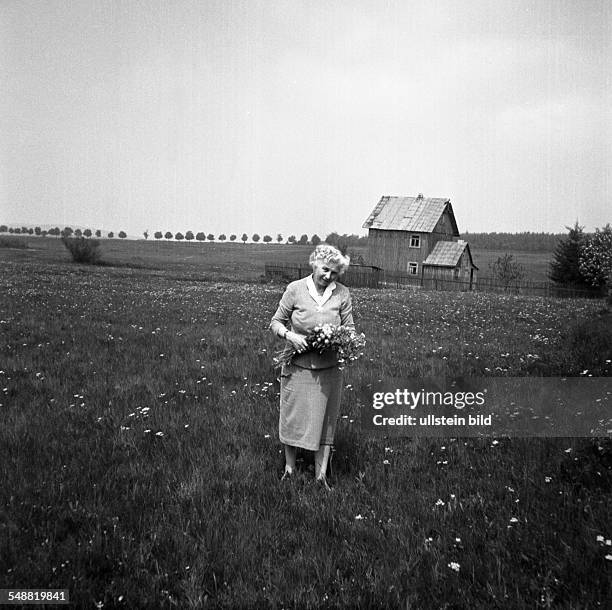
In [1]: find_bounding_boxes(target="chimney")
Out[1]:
[417,193,424,199]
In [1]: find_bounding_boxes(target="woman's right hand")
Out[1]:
[286,331,308,353]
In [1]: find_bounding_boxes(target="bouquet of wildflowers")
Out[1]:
[275,324,366,369]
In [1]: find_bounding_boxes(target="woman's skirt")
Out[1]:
[279,364,343,451]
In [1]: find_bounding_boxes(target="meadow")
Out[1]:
[0,233,556,282]
[1,241,611,608]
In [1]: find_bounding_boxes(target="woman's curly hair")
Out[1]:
[308,244,350,275]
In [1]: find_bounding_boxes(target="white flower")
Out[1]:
[510,517,519,523]
[355,514,363,520]
[596,535,604,543]
[544,476,552,483]
[435,499,445,506]
[448,562,460,572]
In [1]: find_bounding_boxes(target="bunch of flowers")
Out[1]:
[275,324,366,369]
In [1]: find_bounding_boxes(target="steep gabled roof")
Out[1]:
[423,240,478,269]
[362,195,459,234]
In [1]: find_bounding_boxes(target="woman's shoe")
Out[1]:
[316,476,333,491]
[280,467,294,481]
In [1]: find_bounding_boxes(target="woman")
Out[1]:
[270,244,354,489]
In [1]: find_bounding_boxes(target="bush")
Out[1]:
[62,237,102,264]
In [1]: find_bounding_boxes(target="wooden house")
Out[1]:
[362,194,478,289]
[422,239,478,290]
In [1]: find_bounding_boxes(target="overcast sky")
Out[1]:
[1,0,610,238]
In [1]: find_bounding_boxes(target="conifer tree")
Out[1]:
[549,222,588,286]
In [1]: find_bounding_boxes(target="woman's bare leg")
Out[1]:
[314,444,331,481]
[284,444,297,475]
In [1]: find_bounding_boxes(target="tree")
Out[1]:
[230,234,237,242]
[41,230,48,237]
[287,235,296,244]
[207,233,215,241]
[489,253,525,290]
[143,230,149,240]
[83,229,92,238]
[276,233,283,244]
[9,228,15,233]
[28,228,33,235]
[311,234,321,246]
[108,231,114,238]
[185,231,194,243]
[0,225,7,233]
[241,233,248,244]
[118,231,127,239]
[35,226,41,236]
[263,235,272,243]
[579,224,612,290]
[549,222,588,286]
[252,233,260,243]
[154,231,163,240]
[196,232,205,242]
[95,230,101,238]
[175,232,184,241]
[164,231,173,240]
[74,228,82,237]
[298,234,309,245]
[218,234,226,241]
[63,227,73,237]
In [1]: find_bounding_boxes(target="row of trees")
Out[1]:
[0,226,127,239]
[549,223,612,290]
[147,231,324,245]
[0,225,342,246]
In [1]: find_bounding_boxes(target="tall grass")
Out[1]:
[0,258,610,608]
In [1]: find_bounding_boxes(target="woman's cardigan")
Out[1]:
[270,276,355,370]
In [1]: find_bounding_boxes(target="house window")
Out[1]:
[408,262,418,275]
[453,267,460,279]
[410,234,420,248]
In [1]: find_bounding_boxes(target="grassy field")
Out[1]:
[0,234,556,282]
[1,242,611,608]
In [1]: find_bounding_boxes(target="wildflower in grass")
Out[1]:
[596,535,604,542]
[355,514,363,520]
[383,459,390,465]
[274,323,366,369]
[448,562,460,572]
[435,499,445,506]
[545,476,552,483]
[510,517,519,523]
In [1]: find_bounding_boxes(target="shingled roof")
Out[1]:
[362,195,459,234]
[423,240,478,269]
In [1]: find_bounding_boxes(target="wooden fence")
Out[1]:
[264,262,601,300]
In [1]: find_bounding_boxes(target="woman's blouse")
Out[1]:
[270,275,355,369]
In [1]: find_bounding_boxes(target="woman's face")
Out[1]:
[312,260,341,290]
